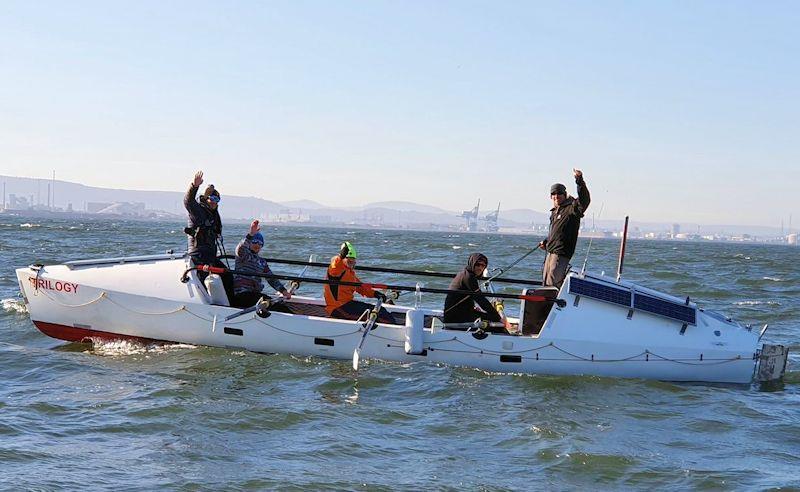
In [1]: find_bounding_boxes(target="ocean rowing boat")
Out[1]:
[15,253,788,384]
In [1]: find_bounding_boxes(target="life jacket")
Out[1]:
[324,256,376,314]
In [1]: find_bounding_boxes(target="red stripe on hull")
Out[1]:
[32,320,169,345]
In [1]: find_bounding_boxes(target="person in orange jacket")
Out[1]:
[324,241,395,324]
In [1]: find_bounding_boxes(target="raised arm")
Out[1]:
[235,237,250,258]
[184,171,204,215]
[573,168,590,215]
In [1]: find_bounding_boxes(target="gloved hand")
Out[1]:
[339,242,349,259]
[374,291,387,302]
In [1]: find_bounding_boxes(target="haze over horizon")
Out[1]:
[1,1,798,227]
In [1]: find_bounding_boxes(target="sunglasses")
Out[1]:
[208,195,220,203]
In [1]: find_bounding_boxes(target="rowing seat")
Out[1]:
[520,287,559,336]
[281,302,329,318]
[280,301,405,325]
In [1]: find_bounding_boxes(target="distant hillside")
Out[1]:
[1,175,785,236]
[361,201,452,214]
[0,175,285,220]
[280,199,329,210]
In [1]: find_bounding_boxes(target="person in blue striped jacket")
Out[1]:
[232,220,292,310]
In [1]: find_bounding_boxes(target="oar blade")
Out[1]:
[352,348,361,371]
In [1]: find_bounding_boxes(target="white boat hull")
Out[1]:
[16,255,764,384]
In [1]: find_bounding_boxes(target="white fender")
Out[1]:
[204,274,230,307]
[404,308,425,355]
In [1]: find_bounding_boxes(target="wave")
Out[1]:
[763,277,785,282]
[1,298,27,314]
[20,223,41,228]
[85,338,196,356]
[733,300,781,306]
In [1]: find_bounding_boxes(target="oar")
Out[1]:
[186,265,566,307]
[260,257,540,286]
[442,320,507,330]
[484,246,541,284]
[353,291,397,371]
[287,254,316,295]
[352,298,384,371]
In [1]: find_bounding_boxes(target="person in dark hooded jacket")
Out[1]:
[443,253,504,332]
[185,170,222,269]
[184,170,233,301]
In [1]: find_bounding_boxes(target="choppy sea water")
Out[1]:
[1,216,798,490]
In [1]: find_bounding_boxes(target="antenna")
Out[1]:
[580,202,604,275]
[616,216,630,282]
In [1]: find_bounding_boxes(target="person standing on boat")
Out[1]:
[324,241,395,324]
[231,220,293,311]
[184,171,232,292]
[443,253,505,333]
[538,169,590,288]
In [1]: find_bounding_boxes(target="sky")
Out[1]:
[1,1,798,226]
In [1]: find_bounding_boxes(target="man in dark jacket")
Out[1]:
[184,171,231,296]
[443,253,504,333]
[538,169,590,288]
[185,171,222,266]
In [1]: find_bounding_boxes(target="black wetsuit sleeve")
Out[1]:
[184,183,203,217]
[574,176,590,216]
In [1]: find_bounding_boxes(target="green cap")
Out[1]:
[340,241,357,259]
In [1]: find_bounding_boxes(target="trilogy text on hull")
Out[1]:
[28,277,80,293]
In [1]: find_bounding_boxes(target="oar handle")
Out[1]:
[186,265,566,306]
[260,257,541,286]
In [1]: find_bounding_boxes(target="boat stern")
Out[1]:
[755,344,789,383]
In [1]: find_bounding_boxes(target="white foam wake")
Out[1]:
[733,300,780,306]
[86,338,197,357]
[1,298,27,314]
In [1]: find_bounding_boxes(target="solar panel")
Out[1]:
[633,293,696,325]
[569,277,632,307]
[570,277,697,326]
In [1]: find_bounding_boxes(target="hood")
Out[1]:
[466,253,488,275]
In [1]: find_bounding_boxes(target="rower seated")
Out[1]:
[324,241,395,324]
[231,220,292,312]
[443,253,508,334]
